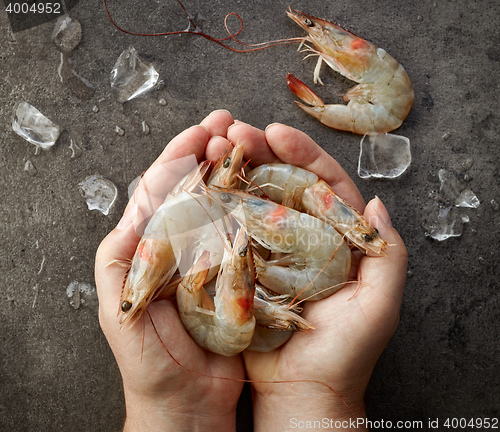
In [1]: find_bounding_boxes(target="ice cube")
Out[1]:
[79,175,118,216]
[438,169,480,208]
[358,133,411,179]
[422,205,468,241]
[12,101,61,150]
[52,15,82,54]
[110,46,159,103]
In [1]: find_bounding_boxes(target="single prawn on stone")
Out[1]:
[286,9,414,134]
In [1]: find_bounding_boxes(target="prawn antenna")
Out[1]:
[288,236,345,307]
[102,0,303,53]
[146,310,363,413]
[292,280,359,306]
[185,187,232,254]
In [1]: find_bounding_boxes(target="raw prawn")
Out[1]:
[207,188,351,301]
[207,142,244,188]
[118,162,211,327]
[247,163,387,255]
[119,149,244,328]
[176,227,256,356]
[286,9,414,134]
[119,191,231,327]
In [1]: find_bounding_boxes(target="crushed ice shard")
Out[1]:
[66,281,98,310]
[52,15,82,53]
[110,46,159,103]
[12,101,61,150]
[358,133,411,179]
[79,175,118,216]
[24,160,37,176]
[58,54,95,100]
[421,205,468,241]
[438,169,480,208]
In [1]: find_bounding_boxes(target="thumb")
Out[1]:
[360,196,408,316]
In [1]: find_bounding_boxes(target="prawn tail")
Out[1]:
[286,73,324,107]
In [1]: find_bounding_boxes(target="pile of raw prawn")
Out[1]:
[118,143,387,356]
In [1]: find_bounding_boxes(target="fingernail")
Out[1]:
[265,122,280,132]
[212,109,232,115]
[191,124,209,133]
[375,196,392,227]
[116,204,137,230]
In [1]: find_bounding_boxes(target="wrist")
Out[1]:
[123,388,237,432]
[252,387,367,432]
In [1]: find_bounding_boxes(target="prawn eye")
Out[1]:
[220,193,231,203]
[238,245,248,257]
[304,18,314,27]
[223,157,231,168]
[121,301,132,312]
[256,292,265,300]
[363,233,375,242]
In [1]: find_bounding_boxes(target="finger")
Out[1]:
[227,122,280,167]
[265,124,365,211]
[360,197,408,310]
[205,136,233,162]
[200,109,234,138]
[95,221,141,326]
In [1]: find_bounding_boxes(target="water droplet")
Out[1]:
[92,105,99,113]
[441,132,451,141]
[158,98,167,106]
[115,126,125,136]
[69,138,83,159]
[110,46,159,103]
[79,175,118,216]
[358,133,411,179]
[12,101,61,150]
[142,120,150,135]
[491,199,499,211]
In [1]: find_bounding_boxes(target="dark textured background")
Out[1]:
[0,0,498,430]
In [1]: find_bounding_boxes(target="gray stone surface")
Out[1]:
[0,1,498,430]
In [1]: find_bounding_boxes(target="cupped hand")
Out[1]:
[217,121,408,427]
[95,110,246,431]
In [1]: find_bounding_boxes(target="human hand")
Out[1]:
[95,110,246,432]
[216,121,408,431]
